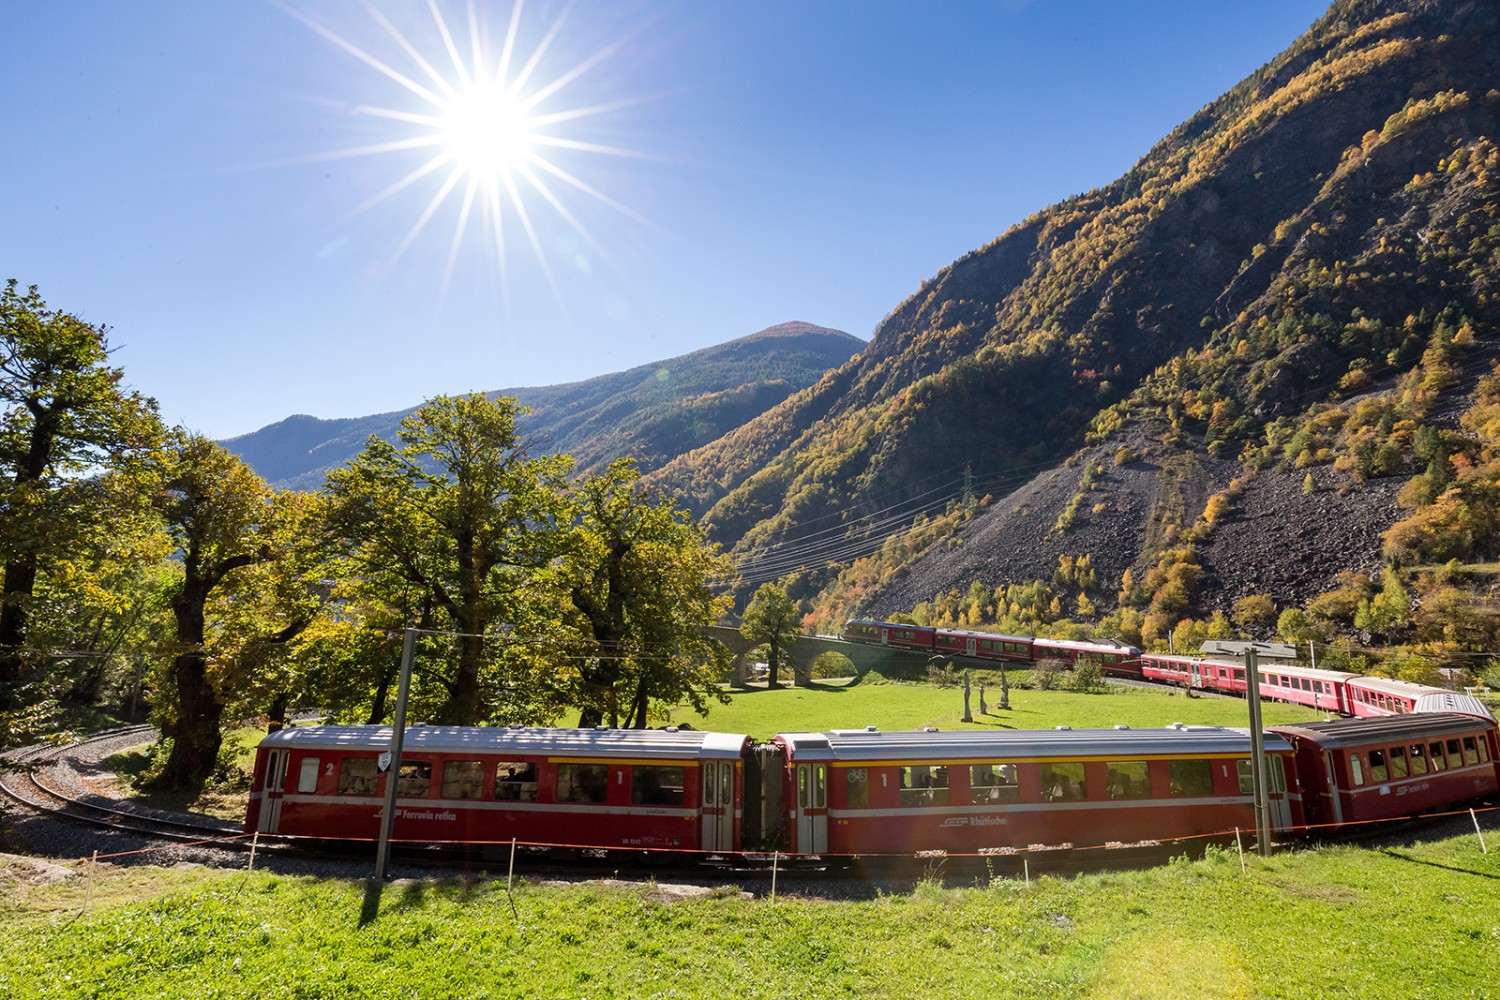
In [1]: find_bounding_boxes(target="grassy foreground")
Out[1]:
[3,826,1497,999]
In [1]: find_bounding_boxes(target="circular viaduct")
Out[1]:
[704,625,990,685]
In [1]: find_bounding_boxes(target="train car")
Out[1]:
[770,725,1300,856]
[1270,713,1499,829]
[930,628,1034,664]
[840,618,937,652]
[1031,637,1143,678]
[245,725,751,854]
[1344,676,1448,717]
[1255,663,1358,714]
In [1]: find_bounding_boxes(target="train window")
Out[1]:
[1106,761,1150,800]
[1429,743,1447,771]
[1233,669,1246,683]
[1479,738,1492,764]
[1039,762,1086,802]
[1349,753,1364,786]
[397,761,431,798]
[1389,747,1408,779]
[338,758,380,796]
[297,757,320,794]
[845,768,869,808]
[1301,679,1313,691]
[1236,760,1254,795]
[1463,737,1480,765]
[1409,745,1428,775]
[899,766,949,806]
[441,761,485,799]
[1447,738,1463,764]
[1168,760,1213,796]
[494,761,539,801]
[1368,750,1388,783]
[631,766,685,806]
[969,763,1019,804]
[557,763,608,803]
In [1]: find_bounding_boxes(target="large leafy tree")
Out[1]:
[145,434,318,790]
[558,459,731,728]
[0,281,159,696]
[740,582,801,687]
[326,394,571,725]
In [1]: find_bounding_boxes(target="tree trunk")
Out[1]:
[150,650,225,791]
[0,554,38,691]
[766,638,780,688]
[267,693,289,733]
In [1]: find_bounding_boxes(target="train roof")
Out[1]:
[1415,692,1496,720]
[1347,675,1447,693]
[775,725,1292,762]
[1032,637,1142,654]
[1255,663,1359,681]
[256,725,750,760]
[1269,712,1495,749]
[935,627,1033,643]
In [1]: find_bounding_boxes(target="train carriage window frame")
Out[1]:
[1236,759,1254,795]
[631,765,686,807]
[1389,746,1409,779]
[1409,744,1428,775]
[1368,749,1388,783]
[1106,760,1150,800]
[1463,737,1480,765]
[1168,759,1214,797]
[899,765,949,806]
[1479,737,1492,764]
[442,760,485,800]
[1429,742,1447,770]
[338,757,381,796]
[969,763,1018,804]
[297,756,320,794]
[1349,752,1365,786]
[556,763,608,804]
[494,761,539,801]
[1447,738,1463,764]
[397,761,432,798]
[1039,762,1086,802]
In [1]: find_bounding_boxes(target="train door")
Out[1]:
[965,637,977,657]
[701,761,736,852]
[794,763,828,854]
[1190,662,1205,689]
[257,749,290,833]
[877,627,891,646]
[1267,760,1293,831]
[1322,751,1344,826]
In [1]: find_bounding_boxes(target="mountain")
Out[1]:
[224,322,864,491]
[649,0,1500,640]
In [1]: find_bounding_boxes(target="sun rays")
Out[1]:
[281,0,649,302]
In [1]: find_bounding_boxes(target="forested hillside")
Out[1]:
[649,0,1500,666]
[227,322,862,491]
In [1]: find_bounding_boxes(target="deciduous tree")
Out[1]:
[740,583,800,687]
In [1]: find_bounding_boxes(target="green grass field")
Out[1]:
[673,678,1324,739]
[3,825,1496,999]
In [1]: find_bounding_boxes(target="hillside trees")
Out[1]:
[556,459,731,728]
[0,281,160,699]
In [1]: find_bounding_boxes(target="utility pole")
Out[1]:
[374,628,418,881]
[1245,648,1272,856]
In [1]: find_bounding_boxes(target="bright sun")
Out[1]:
[285,1,644,294]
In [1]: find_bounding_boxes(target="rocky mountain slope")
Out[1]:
[226,322,863,491]
[648,0,1500,633]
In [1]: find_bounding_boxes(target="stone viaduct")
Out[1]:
[704,625,1001,685]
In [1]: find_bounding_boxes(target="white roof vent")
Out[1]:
[1055,725,1072,731]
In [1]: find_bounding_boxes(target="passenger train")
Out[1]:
[246,708,1499,860]
[840,618,1495,721]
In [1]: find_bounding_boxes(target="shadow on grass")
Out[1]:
[1379,847,1500,880]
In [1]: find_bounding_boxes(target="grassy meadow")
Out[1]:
[3,825,1497,999]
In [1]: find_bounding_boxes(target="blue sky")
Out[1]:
[2,0,1330,439]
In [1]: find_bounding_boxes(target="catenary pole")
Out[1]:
[374,628,418,880]
[1245,648,1272,856]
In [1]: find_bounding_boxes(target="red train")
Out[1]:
[840,619,1143,676]
[840,618,1495,723]
[246,710,1499,858]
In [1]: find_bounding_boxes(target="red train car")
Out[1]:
[1271,713,1499,829]
[1344,676,1449,718]
[771,725,1300,856]
[840,618,937,652]
[245,725,751,853]
[930,628,1034,663]
[1248,663,1357,714]
[1031,637,1143,678]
